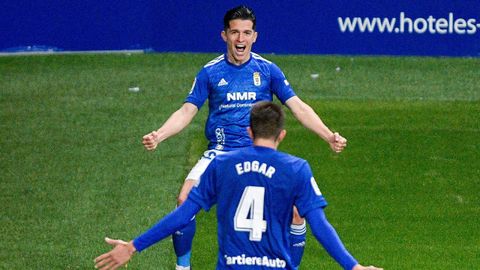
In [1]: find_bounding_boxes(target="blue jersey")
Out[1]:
[185,53,296,151]
[189,146,328,270]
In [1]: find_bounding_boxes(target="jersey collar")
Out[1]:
[224,52,252,68]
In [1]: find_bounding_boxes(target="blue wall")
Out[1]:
[1,1,479,56]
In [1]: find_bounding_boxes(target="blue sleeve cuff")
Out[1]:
[183,99,203,110]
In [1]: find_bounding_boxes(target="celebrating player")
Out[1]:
[142,6,347,270]
[95,102,381,270]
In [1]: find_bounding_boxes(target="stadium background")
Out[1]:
[1,1,479,56]
[1,1,479,269]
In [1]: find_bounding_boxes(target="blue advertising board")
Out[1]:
[1,1,479,56]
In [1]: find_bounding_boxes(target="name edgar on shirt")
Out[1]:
[235,160,276,179]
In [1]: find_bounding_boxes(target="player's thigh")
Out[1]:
[177,149,225,204]
[177,180,197,205]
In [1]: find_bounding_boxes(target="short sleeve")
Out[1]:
[188,158,218,211]
[269,63,296,104]
[184,68,209,109]
[294,161,328,217]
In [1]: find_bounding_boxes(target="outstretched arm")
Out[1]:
[133,198,201,251]
[94,199,202,270]
[285,96,347,153]
[306,208,383,270]
[142,102,198,151]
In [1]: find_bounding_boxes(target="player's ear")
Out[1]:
[247,127,254,139]
[253,31,258,43]
[221,30,227,42]
[277,129,286,143]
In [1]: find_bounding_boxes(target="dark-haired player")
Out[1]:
[96,102,381,270]
[142,6,347,269]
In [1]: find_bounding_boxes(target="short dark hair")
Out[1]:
[250,101,284,140]
[223,5,256,30]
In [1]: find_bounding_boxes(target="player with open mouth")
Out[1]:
[222,18,257,65]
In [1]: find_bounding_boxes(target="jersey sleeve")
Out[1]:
[184,68,209,109]
[306,208,358,269]
[294,161,328,217]
[133,199,201,252]
[269,63,296,104]
[188,158,218,211]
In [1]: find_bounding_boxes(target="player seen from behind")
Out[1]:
[95,102,382,270]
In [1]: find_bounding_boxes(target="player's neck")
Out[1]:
[253,138,278,150]
[226,53,251,66]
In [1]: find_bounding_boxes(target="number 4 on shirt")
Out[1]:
[234,186,267,241]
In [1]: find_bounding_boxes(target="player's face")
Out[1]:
[222,19,257,65]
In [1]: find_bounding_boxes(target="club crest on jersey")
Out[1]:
[253,72,261,86]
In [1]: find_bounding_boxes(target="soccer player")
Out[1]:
[142,6,347,270]
[95,102,382,270]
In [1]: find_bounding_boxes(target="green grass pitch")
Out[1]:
[1,53,478,269]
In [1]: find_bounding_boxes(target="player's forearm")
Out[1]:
[155,103,198,143]
[296,107,333,143]
[306,208,358,270]
[287,97,334,143]
[133,199,201,252]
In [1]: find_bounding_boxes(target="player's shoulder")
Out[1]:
[276,150,306,162]
[251,52,273,65]
[194,54,226,80]
[251,52,284,74]
[275,150,310,170]
[203,54,226,69]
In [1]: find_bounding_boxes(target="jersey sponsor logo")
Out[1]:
[219,103,254,111]
[226,91,257,101]
[224,254,286,268]
[253,72,261,86]
[218,78,229,87]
